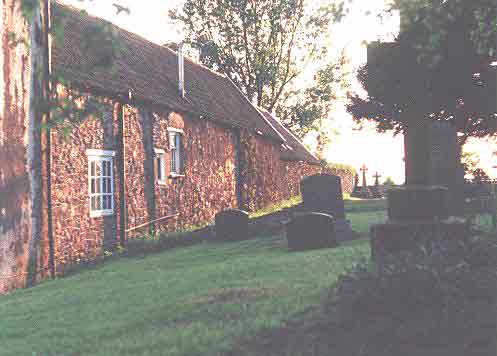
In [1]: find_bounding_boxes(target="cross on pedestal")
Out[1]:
[374,172,382,186]
[360,164,368,188]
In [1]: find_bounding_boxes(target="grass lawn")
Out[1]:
[1,199,381,356]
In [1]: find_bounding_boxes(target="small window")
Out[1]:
[154,148,167,184]
[168,128,184,176]
[87,149,115,218]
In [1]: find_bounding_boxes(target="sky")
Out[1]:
[60,0,496,184]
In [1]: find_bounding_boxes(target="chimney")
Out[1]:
[178,43,185,98]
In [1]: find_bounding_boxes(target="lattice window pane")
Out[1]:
[88,153,114,216]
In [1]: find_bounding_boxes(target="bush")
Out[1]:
[323,161,357,175]
[325,237,497,355]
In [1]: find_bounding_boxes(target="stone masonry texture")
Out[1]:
[4,81,355,290]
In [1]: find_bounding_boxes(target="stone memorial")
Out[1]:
[371,172,383,198]
[429,121,465,216]
[215,209,249,242]
[371,118,466,267]
[350,173,363,198]
[286,212,338,251]
[301,174,345,218]
[300,174,356,241]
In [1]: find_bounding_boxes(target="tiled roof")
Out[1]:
[262,111,322,165]
[51,2,283,141]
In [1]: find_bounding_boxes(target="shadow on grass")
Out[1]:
[225,293,496,356]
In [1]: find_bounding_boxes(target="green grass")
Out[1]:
[249,196,302,219]
[3,197,491,356]
[0,202,382,356]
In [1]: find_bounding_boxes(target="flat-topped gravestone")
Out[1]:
[300,174,356,241]
[301,174,345,218]
[215,209,249,242]
[286,212,338,251]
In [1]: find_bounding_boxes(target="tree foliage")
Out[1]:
[275,54,351,138]
[17,0,127,134]
[171,0,346,135]
[348,0,497,143]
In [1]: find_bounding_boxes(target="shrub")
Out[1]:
[325,237,497,355]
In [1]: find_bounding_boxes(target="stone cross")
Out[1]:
[374,172,381,186]
[360,164,368,189]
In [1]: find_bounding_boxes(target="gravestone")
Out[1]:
[286,212,338,251]
[371,118,466,268]
[301,174,345,218]
[429,121,465,216]
[300,174,355,241]
[350,173,363,198]
[371,172,383,198]
[215,209,249,242]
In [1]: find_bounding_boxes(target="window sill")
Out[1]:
[169,173,185,179]
[90,210,114,218]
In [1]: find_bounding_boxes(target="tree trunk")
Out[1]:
[26,0,50,287]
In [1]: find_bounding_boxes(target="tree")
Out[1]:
[170,0,345,130]
[275,53,351,139]
[383,176,396,186]
[12,0,127,284]
[461,151,490,182]
[348,0,497,143]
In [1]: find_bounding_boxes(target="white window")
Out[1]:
[168,128,184,176]
[155,148,167,184]
[87,149,115,218]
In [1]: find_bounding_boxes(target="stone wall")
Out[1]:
[125,108,238,235]
[278,161,355,202]
[325,167,355,194]
[279,161,324,201]
[5,75,355,288]
[50,102,119,272]
[239,132,282,211]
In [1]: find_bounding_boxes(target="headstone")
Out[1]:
[215,209,249,242]
[301,174,345,218]
[300,174,356,241]
[286,212,338,251]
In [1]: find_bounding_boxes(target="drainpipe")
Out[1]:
[43,0,56,278]
[233,128,246,210]
[117,102,126,246]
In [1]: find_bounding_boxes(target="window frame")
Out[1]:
[154,148,167,185]
[167,127,184,177]
[87,149,115,218]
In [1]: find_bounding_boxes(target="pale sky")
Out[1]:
[59,0,496,184]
